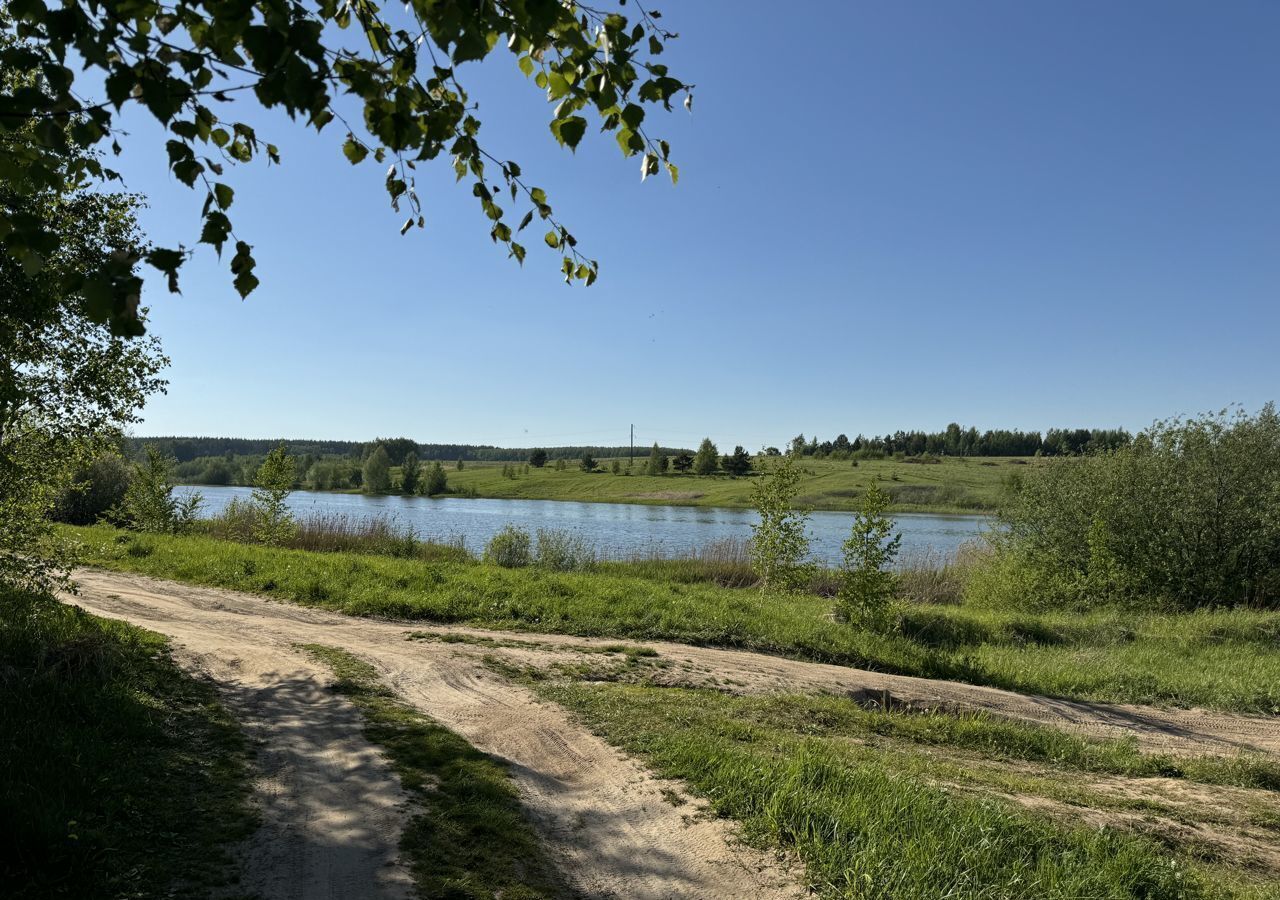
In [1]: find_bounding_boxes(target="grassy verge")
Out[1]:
[0,585,254,898]
[66,524,1280,714]
[299,644,567,899]
[527,677,1273,899]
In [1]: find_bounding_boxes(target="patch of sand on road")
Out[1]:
[176,645,415,900]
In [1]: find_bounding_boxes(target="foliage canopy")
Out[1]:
[2,0,691,334]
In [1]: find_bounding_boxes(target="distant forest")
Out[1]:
[784,425,1132,459]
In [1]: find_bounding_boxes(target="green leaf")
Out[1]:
[518,55,534,77]
[199,212,232,255]
[230,241,259,297]
[544,230,560,249]
[213,183,234,210]
[620,104,645,131]
[551,116,587,151]
[343,137,368,164]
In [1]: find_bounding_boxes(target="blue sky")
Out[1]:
[117,0,1279,451]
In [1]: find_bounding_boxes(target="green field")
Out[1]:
[68,524,1280,713]
[432,455,1027,513]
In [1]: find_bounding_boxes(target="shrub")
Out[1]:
[534,530,596,572]
[53,454,132,525]
[111,448,201,534]
[483,526,532,568]
[985,405,1280,610]
[528,449,547,468]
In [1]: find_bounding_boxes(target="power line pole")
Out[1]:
[630,424,634,468]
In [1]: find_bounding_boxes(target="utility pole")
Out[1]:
[630,424,634,468]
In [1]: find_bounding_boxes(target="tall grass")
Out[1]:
[0,585,254,897]
[896,541,992,605]
[201,509,471,561]
[598,536,758,587]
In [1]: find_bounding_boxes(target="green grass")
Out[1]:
[66,524,1280,713]
[532,680,1245,900]
[415,455,1024,514]
[299,644,567,899]
[513,659,1280,791]
[0,584,255,898]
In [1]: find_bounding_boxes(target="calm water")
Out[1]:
[185,486,990,566]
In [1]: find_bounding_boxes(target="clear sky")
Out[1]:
[115,0,1279,451]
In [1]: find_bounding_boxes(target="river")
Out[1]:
[185,485,991,566]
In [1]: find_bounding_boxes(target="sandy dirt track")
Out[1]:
[64,568,1280,897]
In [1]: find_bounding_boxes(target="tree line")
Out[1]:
[782,424,1132,459]
[132,436,688,467]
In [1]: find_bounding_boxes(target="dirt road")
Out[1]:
[64,568,1280,898]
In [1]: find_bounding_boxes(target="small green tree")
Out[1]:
[749,456,811,590]
[363,444,392,493]
[456,458,465,471]
[424,461,448,496]
[251,444,297,545]
[400,452,421,494]
[555,458,567,471]
[529,449,548,468]
[722,445,752,477]
[113,448,202,534]
[672,452,694,473]
[837,484,902,628]
[610,459,622,474]
[646,443,668,476]
[692,438,719,476]
[580,453,597,472]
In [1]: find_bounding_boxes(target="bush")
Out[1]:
[111,448,201,534]
[982,405,1280,610]
[483,526,532,568]
[53,454,132,525]
[534,530,596,572]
